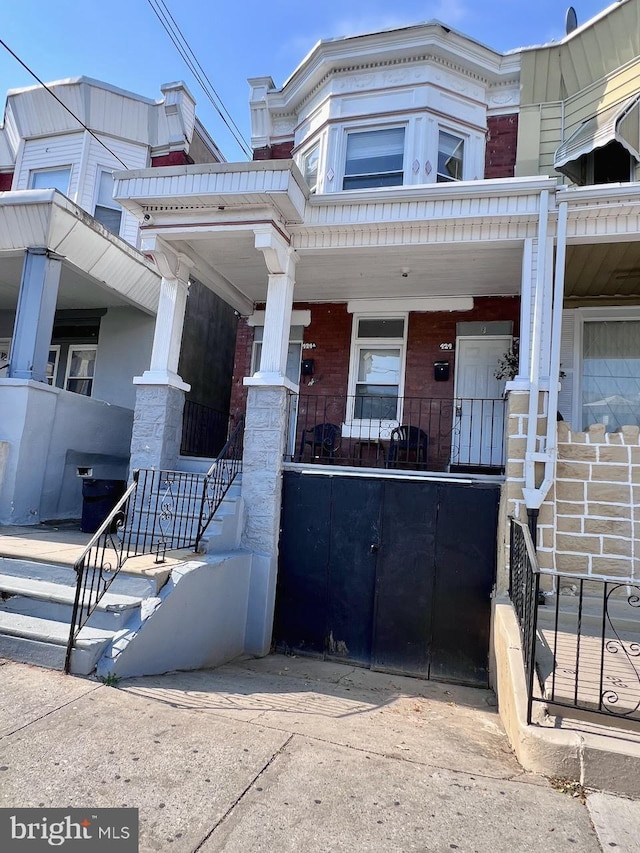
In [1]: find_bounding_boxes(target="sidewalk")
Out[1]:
[0,654,638,852]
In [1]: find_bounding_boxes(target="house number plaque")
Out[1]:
[439,343,454,350]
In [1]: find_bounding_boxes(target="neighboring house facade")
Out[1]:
[0,77,235,525]
[502,0,640,584]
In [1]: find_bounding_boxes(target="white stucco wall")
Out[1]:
[92,307,155,410]
[0,380,133,524]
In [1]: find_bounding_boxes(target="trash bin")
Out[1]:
[81,479,126,534]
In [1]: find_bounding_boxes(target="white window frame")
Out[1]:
[47,345,61,386]
[341,124,407,191]
[343,313,408,438]
[64,345,97,396]
[437,127,466,183]
[93,167,123,236]
[300,143,320,194]
[572,306,640,430]
[28,165,73,194]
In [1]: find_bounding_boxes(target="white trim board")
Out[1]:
[347,297,474,314]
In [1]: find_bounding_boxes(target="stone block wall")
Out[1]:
[503,390,639,582]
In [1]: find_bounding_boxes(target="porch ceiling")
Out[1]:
[565,241,640,302]
[0,252,151,311]
[166,231,524,306]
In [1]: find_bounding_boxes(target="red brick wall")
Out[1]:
[151,151,194,167]
[231,297,519,416]
[0,172,13,191]
[253,141,294,161]
[229,319,254,423]
[484,114,518,179]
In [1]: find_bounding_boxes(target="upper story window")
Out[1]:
[343,127,405,190]
[437,131,464,182]
[94,170,122,235]
[29,166,71,195]
[302,144,320,194]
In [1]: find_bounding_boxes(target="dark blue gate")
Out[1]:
[275,471,500,686]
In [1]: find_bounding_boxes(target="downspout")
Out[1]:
[522,189,549,528]
[523,196,568,541]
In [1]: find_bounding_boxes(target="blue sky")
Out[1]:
[0,0,615,160]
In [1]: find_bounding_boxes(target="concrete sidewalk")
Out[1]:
[0,654,638,852]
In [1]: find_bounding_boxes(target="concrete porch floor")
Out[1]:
[0,523,191,580]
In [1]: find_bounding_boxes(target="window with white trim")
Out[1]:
[46,346,60,386]
[347,316,407,426]
[29,166,72,194]
[437,130,464,182]
[581,318,640,432]
[343,127,405,190]
[251,326,303,384]
[302,144,320,194]
[94,169,122,235]
[65,346,97,396]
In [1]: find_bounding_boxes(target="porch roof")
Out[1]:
[114,162,557,310]
[0,190,160,314]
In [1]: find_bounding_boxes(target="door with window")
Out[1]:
[452,337,508,468]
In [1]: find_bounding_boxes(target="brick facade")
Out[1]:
[252,142,295,161]
[484,114,518,179]
[0,172,13,191]
[231,296,520,432]
[151,151,194,167]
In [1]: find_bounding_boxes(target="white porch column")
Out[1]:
[129,239,193,472]
[242,226,297,656]
[9,248,63,382]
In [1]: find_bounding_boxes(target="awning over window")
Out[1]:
[554,94,640,183]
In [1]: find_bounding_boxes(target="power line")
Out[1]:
[0,38,131,169]
[146,0,253,159]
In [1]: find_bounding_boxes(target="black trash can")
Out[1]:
[81,479,126,534]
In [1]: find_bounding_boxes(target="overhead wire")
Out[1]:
[0,38,131,169]
[146,0,253,159]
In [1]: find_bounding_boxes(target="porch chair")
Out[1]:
[298,422,341,462]
[387,425,429,469]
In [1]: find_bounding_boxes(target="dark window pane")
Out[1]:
[357,319,404,338]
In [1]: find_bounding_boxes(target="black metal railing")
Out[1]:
[509,517,640,724]
[64,416,244,673]
[180,400,229,458]
[289,394,506,472]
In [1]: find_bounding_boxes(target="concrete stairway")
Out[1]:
[0,475,245,676]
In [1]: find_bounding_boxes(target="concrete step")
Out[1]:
[0,573,142,630]
[0,557,164,598]
[0,611,116,675]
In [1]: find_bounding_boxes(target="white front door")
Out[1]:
[452,336,509,467]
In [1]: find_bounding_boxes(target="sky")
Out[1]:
[0,0,617,160]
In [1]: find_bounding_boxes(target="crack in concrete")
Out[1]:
[192,733,294,852]
[1,682,104,739]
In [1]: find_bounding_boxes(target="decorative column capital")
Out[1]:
[140,235,194,282]
[253,226,297,277]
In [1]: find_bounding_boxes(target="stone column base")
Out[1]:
[129,383,186,473]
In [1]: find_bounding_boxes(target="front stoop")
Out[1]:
[491,598,640,798]
[0,478,250,678]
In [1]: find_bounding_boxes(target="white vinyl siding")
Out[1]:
[15,132,84,195]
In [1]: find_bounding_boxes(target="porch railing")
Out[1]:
[64,415,244,673]
[289,394,506,472]
[180,399,229,458]
[509,517,640,724]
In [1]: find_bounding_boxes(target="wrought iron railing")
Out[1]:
[64,416,244,673]
[180,400,229,458]
[509,517,640,724]
[289,394,506,471]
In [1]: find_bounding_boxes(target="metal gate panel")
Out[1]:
[326,477,382,665]
[372,480,438,676]
[274,472,331,655]
[430,483,499,686]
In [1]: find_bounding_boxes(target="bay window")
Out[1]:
[343,127,405,190]
[437,130,464,182]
